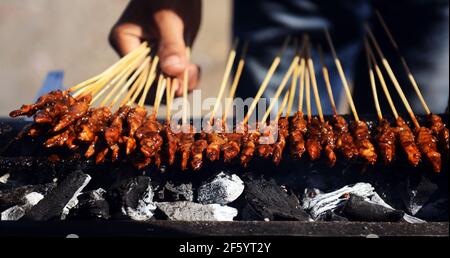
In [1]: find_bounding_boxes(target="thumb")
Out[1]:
[155,10,187,77]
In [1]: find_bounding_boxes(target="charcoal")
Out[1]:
[400,175,439,215]
[1,192,43,220]
[415,198,449,221]
[197,172,244,205]
[156,201,237,221]
[107,176,155,221]
[157,182,194,202]
[240,178,309,221]
[0,182,55,210]
[22,170,91,221]
[342,195,404,222]
[317,211,349,222]
[67,188,110,220]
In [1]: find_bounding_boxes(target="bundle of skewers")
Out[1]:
[9,14,449,173]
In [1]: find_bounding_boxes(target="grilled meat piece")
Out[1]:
[416,127,441,173]
[222,133,242,162]
[256,123,275,159]
[165,125,180,165]
[53,95,92,132]
[136,115,164,160]
[34,94,76,124]
[289,112,307,159]
[273,118,289,165]
[191,139,208,170]
[206,132,227,161]
[240,126,260,167]
[125,106,147,154]
[396,117,421,167]
[321,121,337,167]
[78,107,112,142]
[376,119,396,165]
[306,118,322,161]
[179,125,195,170]
[104,106,131,162]
[10,90,66,117]
[333,115,358,160]
[429,114,449,154]
[352,120,377,165]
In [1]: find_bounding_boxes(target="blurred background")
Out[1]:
[0,0,231,116]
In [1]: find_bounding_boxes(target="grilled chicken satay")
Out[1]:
[78,107,112,158]
[376,119,396,165]
[222,132,243,162]
[332,115,358,160]
[273,118,289,165]
[321,121,337,167]
[206,132,227,161]
[396,117,421,167]
[135,115,164,160]
[101,106,131,163]
[34,93,76,124]
[53,95,92,133]
[179,125,195,170]
[240,124,260,167]
[416,127,441,173]
[429,114,449,155]
[351,120,377,165]
[124,106,147,155]
[164,125,179,166]
[10,90,67,118]
[289,112,307,159]
[256,122,275,159]
[306,118,322,161]
[190,132,208,171]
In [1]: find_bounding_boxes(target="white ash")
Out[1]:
[302,182,425,223]
[197,172,244,205]
[61,174,91,220]
[156,201,238,221]
[0,173,10,184]
[123,183,156,221]
[302,183,376,219]
[1,192,43,221]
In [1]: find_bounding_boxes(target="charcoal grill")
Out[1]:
[0,113,448,237]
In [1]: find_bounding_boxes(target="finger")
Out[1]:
[154,10,187,77]
[109,24,143,56]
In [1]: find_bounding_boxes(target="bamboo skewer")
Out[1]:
[210,40,239,125]
[182,48,191,125]
[222,41,248,124]
[297,57,306,112]
[364,38,383,121]
[165,78,172,122]
[317,45,338,115]
[324,28,360,121]
[365,25,420,129]
[276,90,290,123]
[307,46,324,123]
[366,39,399,119]
[153,76,167,117]
[99,53,148,107]
[375,11,431,115]
[109,57,151,108]
[136,56,160,107]
[243,37,290,125]
[260,56,300,125]
[68,42,148,92]
[77,46,150,100]
[286,59,300,117]
[305,65,312,122]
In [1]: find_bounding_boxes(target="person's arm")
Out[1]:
[109,0,202,96]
